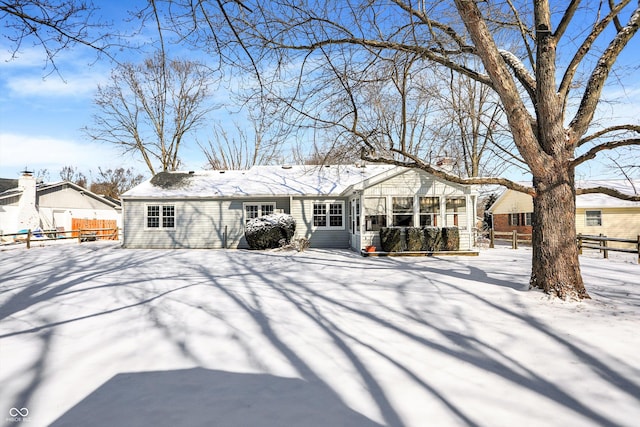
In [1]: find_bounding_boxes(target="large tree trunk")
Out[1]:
[530,168,590,299]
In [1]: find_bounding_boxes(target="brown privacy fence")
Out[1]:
[71,219,119,240]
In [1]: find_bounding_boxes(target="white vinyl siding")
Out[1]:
[289,198,350,248]
[124,198,289,249]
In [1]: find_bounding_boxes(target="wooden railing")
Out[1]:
[577,234,640,263]
[1,228,119,249]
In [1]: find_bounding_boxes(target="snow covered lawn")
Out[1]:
[1,242,638,427]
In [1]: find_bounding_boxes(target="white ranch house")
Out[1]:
[121,164,479,252]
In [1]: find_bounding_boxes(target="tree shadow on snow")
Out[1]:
[196,250,638,427]
[2,244,639,427]
[50,368,382,427]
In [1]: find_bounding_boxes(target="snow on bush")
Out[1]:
[245,213,296,250]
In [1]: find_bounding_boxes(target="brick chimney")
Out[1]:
[17,170,40,230]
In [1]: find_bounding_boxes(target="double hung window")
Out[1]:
[508,212,533,226]
[313,202,344,228]
[364,197,387,231]
[392,197,414,227]
[446,198,465,227]
[419,197,439,226]
[585,210,602,226]
[244,203,276,224]
[146,205,175,229]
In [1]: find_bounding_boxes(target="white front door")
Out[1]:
[350,198,360,250]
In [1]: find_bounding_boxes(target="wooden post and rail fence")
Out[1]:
[577,233,640,263]
[488,229,640,263]
[1,227,119,249]
[488,229,531,250]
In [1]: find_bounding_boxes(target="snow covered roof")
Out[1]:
[576,180,640,208]
[0,179,121,208]
[122,164,397,199]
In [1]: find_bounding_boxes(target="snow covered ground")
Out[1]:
[0,242,638,427]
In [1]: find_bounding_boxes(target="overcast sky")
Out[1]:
[0,2,638,183]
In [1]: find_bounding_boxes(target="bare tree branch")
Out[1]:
[0,0,116,73]
[361,149,535,196]
[578,124,640,147]
[576,186,640,201]
[572,138,640,167]
[567,4,640,142]
[558,0,631,103]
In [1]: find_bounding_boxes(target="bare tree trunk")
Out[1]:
[530,166,589,299]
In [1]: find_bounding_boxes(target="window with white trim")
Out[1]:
[244,202,276,224]
[329,203,343,226]
[585,210,602,226]
[419,197,439,226]
[313,201,344,228]
[445,198,465,227]
[146,204,175,229]
[364,197,386,231]
[392,197,414,227]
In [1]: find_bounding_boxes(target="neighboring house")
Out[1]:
[488,180,640,243]
[121,164,479,251]
[0,171,122,236]
[487,187,534,236]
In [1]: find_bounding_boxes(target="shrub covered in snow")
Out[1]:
[245,213,296,250]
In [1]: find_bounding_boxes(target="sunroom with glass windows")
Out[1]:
[349,167,478,252]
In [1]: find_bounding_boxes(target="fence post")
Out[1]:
[512,230,518,249]
[577,233,583,255]
[600,233,608,259]
[78,229,83,244]
[489,229,494,249]
[598,233,603,255]
[27,229,32,249]
[637,235,639,264]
